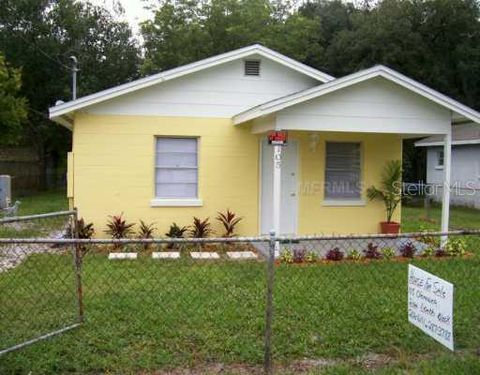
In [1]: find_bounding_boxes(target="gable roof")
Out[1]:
[233,65,480,125]
[49,44,334,122]
[415,123,480,147]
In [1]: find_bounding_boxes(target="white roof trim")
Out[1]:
[49,44,334,120]
[233,65,480,125]
[415,139,480,147]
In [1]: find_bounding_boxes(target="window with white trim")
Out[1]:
[325,142,361,200]
[155,137,198,199]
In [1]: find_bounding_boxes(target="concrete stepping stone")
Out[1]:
[108,252,137,260]
[152,252,180,259]
[226,251,258,259]
[190,252,220,259]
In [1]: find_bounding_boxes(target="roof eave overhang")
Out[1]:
[233,66,480,126]
[48,44,334,118]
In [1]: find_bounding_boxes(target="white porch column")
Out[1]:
[441,127,452,246]
[272,145,282,252]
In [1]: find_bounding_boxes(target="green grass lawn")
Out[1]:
[0,251,479,373]
[0,192,479,373]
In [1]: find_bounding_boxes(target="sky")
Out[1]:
[83,0,155,35]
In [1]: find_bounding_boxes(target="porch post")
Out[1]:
[440,127,452,247]
[272,144,282,251]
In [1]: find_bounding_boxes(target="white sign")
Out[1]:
[408,265,454,350]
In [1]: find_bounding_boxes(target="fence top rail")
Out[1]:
[0,210,76,224]
[0,229,479,244]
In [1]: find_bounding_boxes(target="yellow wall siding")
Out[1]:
[72,113,259,237]
[291,131,402,235]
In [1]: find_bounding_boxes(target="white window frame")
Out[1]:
[323,141,364,206]
[150,137,202,207]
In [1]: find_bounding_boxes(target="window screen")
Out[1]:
[155,138,198,199]
[325,142,361,199]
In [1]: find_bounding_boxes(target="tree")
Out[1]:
[0,53,28,145]
[0,0,140,188]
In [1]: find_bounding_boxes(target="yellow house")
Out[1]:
[49,45,480,237]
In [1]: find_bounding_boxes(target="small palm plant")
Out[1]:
[189,217,212,238]
[165,223,189,249]
[366,160,403,233]
[105,213,135,249]
[216,209,242,238]
[137,220,156,250]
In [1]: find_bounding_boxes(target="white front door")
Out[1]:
[260,139,298,235]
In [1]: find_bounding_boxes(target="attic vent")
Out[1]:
[244,60,261,76]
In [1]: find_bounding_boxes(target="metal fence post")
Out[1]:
[264,230,276,375]
[72,208,84,323]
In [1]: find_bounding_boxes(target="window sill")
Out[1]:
[150,198,203,207]
[322,199,366,207]
[435,166,444,170]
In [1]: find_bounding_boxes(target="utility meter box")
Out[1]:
[0,175,11,209]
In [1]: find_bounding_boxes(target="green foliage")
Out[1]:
[305,250,318,263]
[445,237,467,256]
[104,213,135,239]
[138,220,156,250]
[279,248,294,263]
[0,53,28,145]
[347,249,363,260]
[423,247,436,257]
[216,209,242,238]
[367,160,403,223]
[165,223,189,238]
[381,247,396,259]
[189,217,213,238]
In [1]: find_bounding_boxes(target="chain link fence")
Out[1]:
[0,213,479,373]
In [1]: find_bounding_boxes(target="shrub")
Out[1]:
[363,243,382,259]
[381,247,396,259]
[165,223,189,249]
[326,247,344,261]
[137,220,156,250]
[435,249,447,257]
[279,249,293,264]
[400,242,417,258]
[445,237,467,256]
[293,249,306,263]
[105,213,135,239]
[348,249,362,260]
[216,209,242,237]
[65,218,94,239]
[423,246,436,257]
[305,251,318,263]
[189,217,213,238]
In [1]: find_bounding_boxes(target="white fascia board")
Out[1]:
[49,44,333,120]
[233,65,480,126]
[415,139,480,147]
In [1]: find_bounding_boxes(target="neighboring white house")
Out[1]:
[415,123,480,209]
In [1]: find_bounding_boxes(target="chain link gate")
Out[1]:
[0,210,81,355]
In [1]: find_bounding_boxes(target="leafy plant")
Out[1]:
[423,247,436,257]
[137,220,156,250]
[104,213,135,239]
[326,247,344,261]
[400,242,417,258]
[165,223,189,249]
[381,247,396,259]
[305,251,318,263]
[348,249,363,261]
[435,249,447,257]
[363,243,382,259]
[445,237,467,256]
[189,217,213,238]
[65,218,94,239]
[216,209,242,237]
[293,249,307,263]
[366,160,403,223]
[279,249,294,264]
